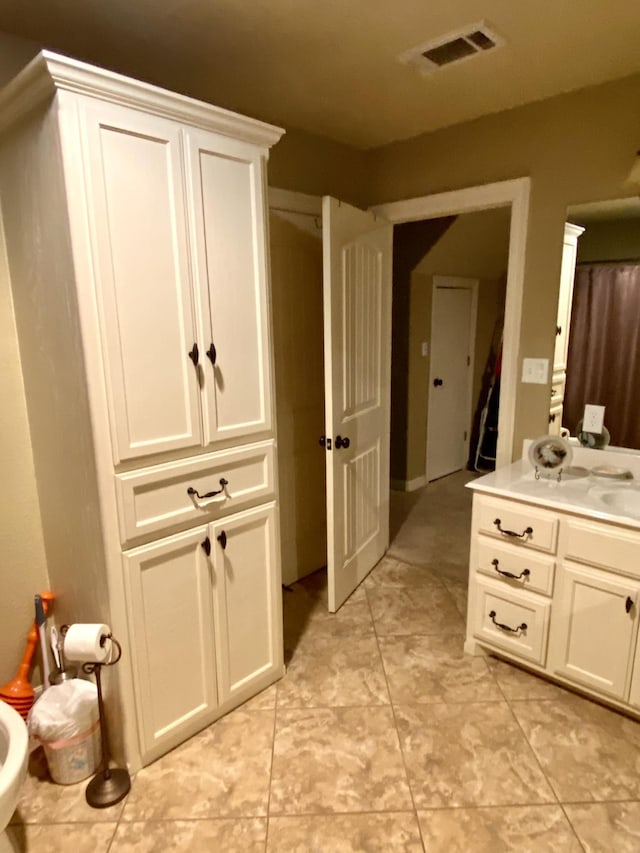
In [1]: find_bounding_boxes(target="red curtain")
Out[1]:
[564,263,640,449]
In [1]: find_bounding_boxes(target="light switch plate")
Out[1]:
[583,404,605,434]
[421,342,429,357]
[521,358,549,384]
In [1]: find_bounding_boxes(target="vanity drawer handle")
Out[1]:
[626,596,634,614]
[493,518,533,539]
[492,559,530,581]
[489,610,527,635]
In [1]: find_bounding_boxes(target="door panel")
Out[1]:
[550,562,639,698]
[323,197,392,612]
[210,503,281,702]
[80,102,202,462]
[427,278,476,481]
[123,527,217,761]
[185,129,272,444]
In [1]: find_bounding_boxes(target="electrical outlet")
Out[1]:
[583,404,605,434]
[521,358,549,384]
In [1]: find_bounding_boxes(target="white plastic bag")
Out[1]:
[28,679,98,741]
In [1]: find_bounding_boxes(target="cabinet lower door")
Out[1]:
[550,563,640,698]
[210,503,281,703]
[124,526,217,762]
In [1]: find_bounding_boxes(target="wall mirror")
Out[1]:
[558,197,640,450]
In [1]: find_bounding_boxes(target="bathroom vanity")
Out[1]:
[466,444,640,716]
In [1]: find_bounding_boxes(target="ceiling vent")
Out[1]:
[400,23,504,74]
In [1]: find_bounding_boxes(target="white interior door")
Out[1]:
[323,197,392,612]
[426,276,477,482]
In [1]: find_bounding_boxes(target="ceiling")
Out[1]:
[1,1,639,149]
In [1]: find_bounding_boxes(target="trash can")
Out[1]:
[28,679,101,784]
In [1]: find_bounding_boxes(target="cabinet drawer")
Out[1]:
[476,538,555,596]
[116,441,275,544]
[473,578,551,665]
[475,496,558,553]
[563,517,640,579]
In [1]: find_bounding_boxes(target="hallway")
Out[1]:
[8,473,640,851]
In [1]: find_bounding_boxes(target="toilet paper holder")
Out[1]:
[60,625,131,808]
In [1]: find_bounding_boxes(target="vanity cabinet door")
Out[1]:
[550,562,640,699]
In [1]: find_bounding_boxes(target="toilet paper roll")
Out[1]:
[63,623,112,663]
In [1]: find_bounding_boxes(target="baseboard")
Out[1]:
[390,475,426,492]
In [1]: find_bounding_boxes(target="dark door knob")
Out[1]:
[335,435,350,449]
[433,377,443,387]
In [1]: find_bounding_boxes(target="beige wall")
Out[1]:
[403,209,510,482]
[575,217,640,263]
[0,33,48,687]
[269,213,327,584]
[368,72,640,459]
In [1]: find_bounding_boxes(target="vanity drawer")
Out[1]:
[475,496,558,553]
[476,538,555,596]
[562,517,640,579]
[550,374,565,405]
[116,441,275,544]
[473,578,551,665]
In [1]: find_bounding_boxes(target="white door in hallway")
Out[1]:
[426,276,477,482]
[323,197,393,612]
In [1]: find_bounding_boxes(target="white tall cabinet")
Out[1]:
[0,52,284,769]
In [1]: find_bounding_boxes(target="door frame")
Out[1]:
[373,177,531,469]
[426,276,478,482]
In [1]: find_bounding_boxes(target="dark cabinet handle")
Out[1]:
[201,537,211,556]
[493,518,533,539]
[489,610,527,634]
[217,530,227,550]
[335,435,350,449]
[187,478,228,500]
[549,413,556,423]
[626,596,634,614]
[492,559,530,581]
[188,343,199,366]
[206,343,217,365]
[556,325,562,336]
[433,377,443,387]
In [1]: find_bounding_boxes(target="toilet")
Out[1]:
[0,701,28,852]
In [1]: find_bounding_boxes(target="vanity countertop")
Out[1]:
[467,443,640,530]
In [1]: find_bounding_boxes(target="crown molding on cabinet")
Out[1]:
[0,50,285,149]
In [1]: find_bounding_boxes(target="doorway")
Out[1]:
[268,178,530,602]
[426,277,478,482]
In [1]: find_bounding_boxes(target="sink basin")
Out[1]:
[597,489,640,519]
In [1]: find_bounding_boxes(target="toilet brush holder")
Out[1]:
[80,635,131,808]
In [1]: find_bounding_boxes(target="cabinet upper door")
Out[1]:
[185,129,273,445]
[80,101,203,463]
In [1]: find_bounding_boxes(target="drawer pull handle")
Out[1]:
[217,530,227,550]
[201,536,211,557]
[489,610,527,634]
[492,559,530,581]
[493,518,533,539]
[206,342,217,365]
[626,596,634,614]
[187,478,229,501]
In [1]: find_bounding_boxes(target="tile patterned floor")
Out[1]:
[8,473,640,851]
